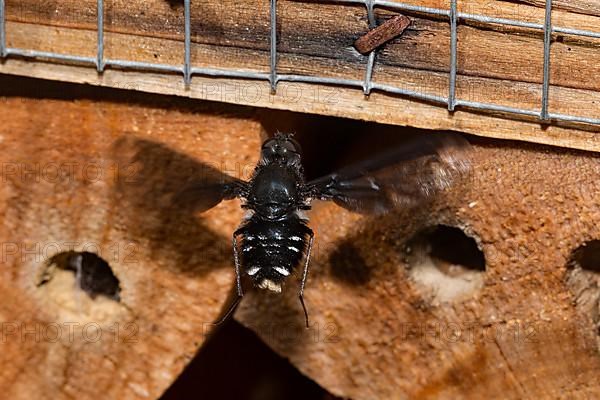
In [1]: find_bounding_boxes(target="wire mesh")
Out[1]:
[0,0,6,59]
[362,0,376,96]
[1,0,600,127]
[97,0,104,73]
[448,0,457,112]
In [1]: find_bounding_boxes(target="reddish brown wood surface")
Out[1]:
[0,78,263,400]
[236,134,600,399]
[1,76,599,400]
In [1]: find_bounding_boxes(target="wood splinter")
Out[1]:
[354,14,411,55]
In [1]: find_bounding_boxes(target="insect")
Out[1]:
[178,132,471,327]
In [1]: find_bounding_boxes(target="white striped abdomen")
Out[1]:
[239,215,310,292]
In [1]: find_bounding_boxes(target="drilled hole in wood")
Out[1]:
[405,225,485,303]
[39,251,121,301]
[569,240,600,274]
[566,240,600,342]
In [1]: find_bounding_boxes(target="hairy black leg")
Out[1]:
[214,229,244,325]
[298,229,315,329]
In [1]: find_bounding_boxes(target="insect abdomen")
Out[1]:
[240,217,309,292]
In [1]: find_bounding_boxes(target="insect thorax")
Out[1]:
[246,161,307,220]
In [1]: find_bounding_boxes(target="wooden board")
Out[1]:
[1,0,600,152]
[0,77,264,400]
[1,74,599,400]
[236,137,600,400]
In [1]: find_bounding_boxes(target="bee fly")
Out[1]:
[178,132,471,327]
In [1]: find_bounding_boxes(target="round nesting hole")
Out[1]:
[569,240,600,274]
[39,251,121,301]
[566,240,600,341]
[38,251,121,302]
[34,251,126,330]
[405,225,485,304]
[36,251,123,322]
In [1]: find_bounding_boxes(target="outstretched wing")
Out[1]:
[174,172,247,214]
[306,133,471,215]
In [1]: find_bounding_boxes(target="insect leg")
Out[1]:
[298,229,315,329]
[214,229,244,325]
[232,229,244,297]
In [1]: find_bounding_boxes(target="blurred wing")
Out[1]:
[307,133,471,215]
[174,174,246,214]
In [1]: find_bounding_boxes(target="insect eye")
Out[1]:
[261,136,302,155]
[262,139,278,150]
[280,139,301,153]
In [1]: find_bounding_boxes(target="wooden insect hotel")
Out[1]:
[0,0,598,399]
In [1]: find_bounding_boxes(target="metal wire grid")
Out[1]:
[1,0,600,126]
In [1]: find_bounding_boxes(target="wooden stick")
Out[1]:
[354,15,411,55]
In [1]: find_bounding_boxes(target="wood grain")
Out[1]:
[1,73,599,399]
[517,0,600,17]
[0,80,264,400]
[236,136,600,400]
[1,0,600,151]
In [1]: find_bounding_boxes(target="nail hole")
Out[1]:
[405,225,485,303]
[39,251,121,301]
[566,240,600,340]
